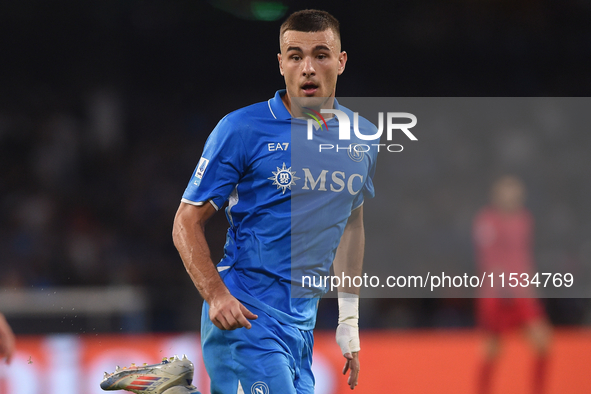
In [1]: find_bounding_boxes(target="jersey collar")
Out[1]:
[268,89,341,120]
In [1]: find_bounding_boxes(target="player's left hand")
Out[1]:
[336,323,360,389]
[342,351,360,389]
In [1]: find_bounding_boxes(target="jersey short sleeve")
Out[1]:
[182,115,247,210]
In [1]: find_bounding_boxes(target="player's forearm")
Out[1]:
[172,204,230,304]
[0,313,15,363]
[334,207,363,379]
[333,206,365,296]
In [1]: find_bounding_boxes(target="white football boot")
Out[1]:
[100,355,201,394]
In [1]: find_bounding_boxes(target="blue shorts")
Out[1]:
[201,301,315,394]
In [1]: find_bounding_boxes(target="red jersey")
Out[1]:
[473,206,534,275]
[473,207,545,332]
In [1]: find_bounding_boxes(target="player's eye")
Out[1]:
[291,55,301,61]
[317,54,328,60]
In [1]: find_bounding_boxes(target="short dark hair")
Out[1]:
[280,9,340,42]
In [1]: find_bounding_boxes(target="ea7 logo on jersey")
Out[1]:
[268,142,289,151]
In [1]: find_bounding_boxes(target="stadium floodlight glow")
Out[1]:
[208,0,287,21]
[251,1,288,21]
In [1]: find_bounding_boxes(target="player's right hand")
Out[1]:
[208,292,258,330]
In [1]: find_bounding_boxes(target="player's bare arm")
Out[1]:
[0,313,15,364]
[332,205,364,390]
[172,202,257,330]
[334,205,364,295]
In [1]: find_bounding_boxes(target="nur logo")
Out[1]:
[303,107,328,131]
[303,109,418,154]
[306,109,417,141]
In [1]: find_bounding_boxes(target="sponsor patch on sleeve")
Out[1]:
[196,157,209,179]
[193,157,209,185]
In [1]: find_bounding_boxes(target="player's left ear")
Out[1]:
[338,51,347,75]
[277,53,284,76]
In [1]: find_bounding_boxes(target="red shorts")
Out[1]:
[476,298,545,333]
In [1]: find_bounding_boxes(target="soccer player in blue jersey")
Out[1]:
[173,9,377,394]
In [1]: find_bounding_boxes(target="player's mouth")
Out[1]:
[301,82,319,96]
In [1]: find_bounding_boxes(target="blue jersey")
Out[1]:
[182,90,377,330]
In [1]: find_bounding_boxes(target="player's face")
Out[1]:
[492,178,526,212]
[278,29,347,111]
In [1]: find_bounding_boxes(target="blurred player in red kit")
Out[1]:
[473,175,552,394]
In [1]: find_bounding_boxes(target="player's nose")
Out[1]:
[301,56,315,76]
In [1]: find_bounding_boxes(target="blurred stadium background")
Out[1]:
[1,0,591,392]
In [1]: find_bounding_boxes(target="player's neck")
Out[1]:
[492,205,523,215]
[281,91,336,118]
